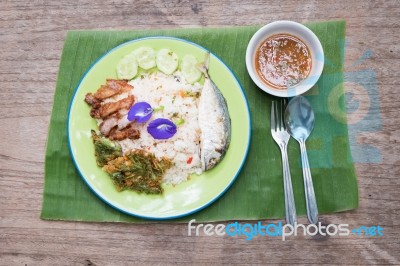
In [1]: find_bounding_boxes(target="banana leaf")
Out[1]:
[41,20,358,222]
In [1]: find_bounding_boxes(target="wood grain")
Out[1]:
[0,0,399,265]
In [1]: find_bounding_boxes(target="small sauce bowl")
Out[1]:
[246,20,324,97]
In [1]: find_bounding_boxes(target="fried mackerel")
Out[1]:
[103,150,173,194]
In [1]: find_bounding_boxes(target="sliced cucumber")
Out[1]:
[181,54,202,84]
[132,47,156,70]
[116,55,138,80]
[156,49,179,75]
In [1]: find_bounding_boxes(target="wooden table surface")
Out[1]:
[1,0,399,265]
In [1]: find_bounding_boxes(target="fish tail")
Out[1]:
[197,52,210,78]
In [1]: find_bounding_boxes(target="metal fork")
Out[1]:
[271,99,297,225]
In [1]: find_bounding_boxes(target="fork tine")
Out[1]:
[280,99,285,130]
[271,101,276,131]
[276,100,281,131]
[282,98,288,130]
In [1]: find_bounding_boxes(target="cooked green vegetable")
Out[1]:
[153,105,165,112]
[183,91,200,98]
[103,150,173,194]
[91,130,122,167]
[175,118,185,126]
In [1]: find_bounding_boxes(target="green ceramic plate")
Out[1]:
[68,37,251,219]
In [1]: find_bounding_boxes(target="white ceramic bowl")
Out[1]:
[246,20,324,97]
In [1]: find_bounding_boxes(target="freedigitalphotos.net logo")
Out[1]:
[188,219,384,241]
[283,40,382,167]
[322,41,381,165]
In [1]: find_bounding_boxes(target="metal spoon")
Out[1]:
[285,96,318,224]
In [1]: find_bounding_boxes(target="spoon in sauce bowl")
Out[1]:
[285,96,318,224]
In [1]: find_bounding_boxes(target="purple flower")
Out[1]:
[147,118,177,139]
[128,102,153,123]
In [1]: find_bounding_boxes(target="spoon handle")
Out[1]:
[299,140,319,224]
[280,143,297,226]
